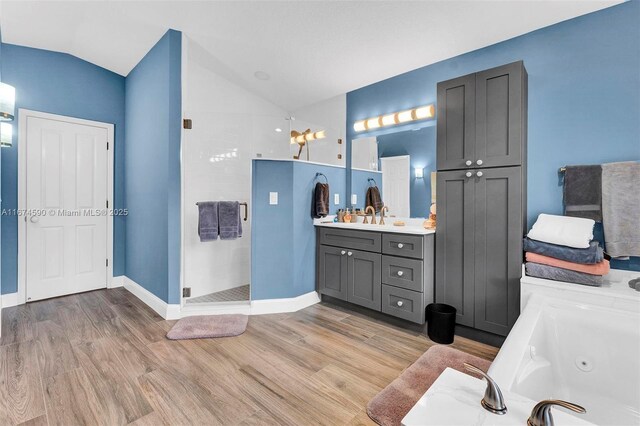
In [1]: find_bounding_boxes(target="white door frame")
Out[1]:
[17,109,115,305]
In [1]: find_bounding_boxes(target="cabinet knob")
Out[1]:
[341,250,346,255]
[476,159,483,166]
[476,171,483,177]
[465,160,472,166]
[397,243,404,249]
[397,271,404,277]
[347,251,353,257]
[465,171,473,178]
[397,300,404,307]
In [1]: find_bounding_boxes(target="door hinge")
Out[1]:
[106,259,109,267]
[106,200,109,208]
[183,119,192,129]
[183,287,191,298]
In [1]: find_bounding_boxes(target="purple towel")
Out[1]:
[525,262,603,287]
[219,201,242,240]
[198,202,218,242]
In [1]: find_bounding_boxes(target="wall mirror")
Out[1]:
[350,125,436,218]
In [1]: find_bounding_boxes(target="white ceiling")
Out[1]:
[0,0,623,110]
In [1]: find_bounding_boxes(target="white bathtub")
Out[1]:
[489,270,640,426]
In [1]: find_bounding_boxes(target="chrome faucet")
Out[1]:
[380,205,389,225]
[463,363,507,415]
[527,400,586,426]
[364,206,376,224]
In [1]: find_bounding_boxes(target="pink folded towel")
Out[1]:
[526,252,610,276]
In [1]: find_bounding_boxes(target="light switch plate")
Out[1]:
[269,192,278,205]
[334,193,340,205]
[351,194,357,205]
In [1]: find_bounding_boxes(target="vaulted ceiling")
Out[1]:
[0,1,622,110]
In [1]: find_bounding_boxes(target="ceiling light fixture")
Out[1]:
[0,82,16,122]
[353,104,435,132]
[275,128,282,132]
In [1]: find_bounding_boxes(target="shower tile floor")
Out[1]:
[186,284,250,303]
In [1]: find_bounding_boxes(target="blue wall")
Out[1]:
[252,160,347,300]
[347,2,640,270]
[0,43,126,294]
[377,125,436,217]
[125,30,182,304]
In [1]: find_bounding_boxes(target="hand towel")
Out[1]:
[527,213,594,249]
[523,237,604,264]
[313,182,330,218]
[525,252,609,276]
[366,186,383,212]
[525,262,604,287]
[198,202,219,242]
[563,165,602,221]
[219,201,242,240]
[602,161,640,257]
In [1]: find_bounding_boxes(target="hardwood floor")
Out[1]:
[0,288,499,425]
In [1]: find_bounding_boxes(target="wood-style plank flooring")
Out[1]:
[0,288,498,425]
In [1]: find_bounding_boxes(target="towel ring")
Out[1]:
[367,177,378,187]
[315,172,328,184]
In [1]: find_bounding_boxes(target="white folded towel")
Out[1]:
[527,213,594,249]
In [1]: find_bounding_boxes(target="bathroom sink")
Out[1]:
[314,216,435,235]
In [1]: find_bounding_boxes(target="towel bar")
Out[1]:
[196,201,248,221]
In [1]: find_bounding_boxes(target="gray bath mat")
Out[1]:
[166,314,248,340]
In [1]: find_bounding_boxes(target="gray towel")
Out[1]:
[219,201,242,240]
[523,237,604,264]
[198,202,219,242]
[525,262,603,287]
[602,161,640,257]
[563,165,602,221]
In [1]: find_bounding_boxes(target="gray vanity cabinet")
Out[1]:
[347,250,382,310]
[318,245,348,300]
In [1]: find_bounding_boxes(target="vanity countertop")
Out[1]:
[402,368,594,426]
[314,217,435,235]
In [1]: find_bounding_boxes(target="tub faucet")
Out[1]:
[364,206,376,224]
[527,400,586,426]
[380,206,389,225]
[463,363,507,415]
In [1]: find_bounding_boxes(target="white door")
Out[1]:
[25,116,108,302]
[381,155,410,217]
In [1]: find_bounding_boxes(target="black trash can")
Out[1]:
[426,303,457,344]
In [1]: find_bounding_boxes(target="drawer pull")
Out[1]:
[397,243,404,249]
[347,251,353,257]
[341,250,346,255]
[397,271,404,277]
[397,301,404,307]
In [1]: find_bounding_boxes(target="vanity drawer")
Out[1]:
[381,285,424,324]
[319,228,381,252]
[382,255,423,292]
[382,233,423,259]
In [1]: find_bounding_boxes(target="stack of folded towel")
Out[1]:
[524,214,609,287]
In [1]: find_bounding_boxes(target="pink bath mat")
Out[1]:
[367,345,491,426]
[166,314,248,340]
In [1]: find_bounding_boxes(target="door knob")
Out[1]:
[476,171,483,177]
[397,300,404,307]
[465,171,473,178]
[347,251,353,257]
[397,271,404,277]
[476,159,483,166]
[465,160,472,166]
[397,243,404,249]
[30,216,39,223]
[341,250,346,255]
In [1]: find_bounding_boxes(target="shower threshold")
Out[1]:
[186,284,250,304]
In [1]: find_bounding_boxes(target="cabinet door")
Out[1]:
[475,61,525,168]
[347,250,382,311]
[474,166,523,336]
[437,73,476,171]
[318,245,348,300]
[435,170,475,327]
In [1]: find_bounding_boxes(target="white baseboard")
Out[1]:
[250,291,320,315]
[109,276,125,289]
[1,292,19,308]
[181,301,252,317]
[123,276,181,320]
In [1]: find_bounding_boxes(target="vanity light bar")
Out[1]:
[353,104,435,132]
[290,130,326,144]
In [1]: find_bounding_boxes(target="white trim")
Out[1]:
[252,157,348,170]
[179,33,187,308]
[181,301,252,317]
[250,291,320,315]
[109,275,125,289]
[123,276,181,320]
[18,109,115,305]
[1,292,19,309]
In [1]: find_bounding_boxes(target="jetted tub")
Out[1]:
[489,270,640,426]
